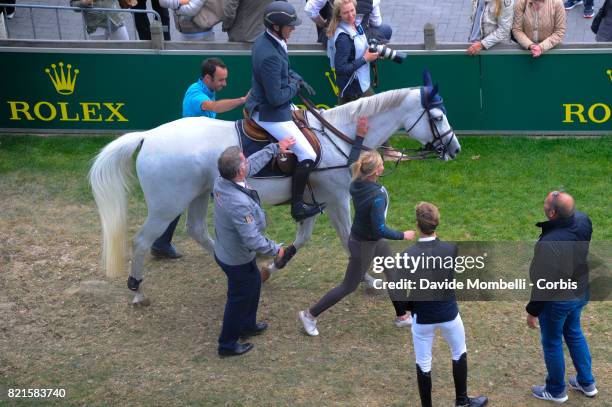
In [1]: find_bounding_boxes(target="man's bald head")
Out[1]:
[544,191,575,220]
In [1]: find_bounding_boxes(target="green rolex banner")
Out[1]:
[0,49,610,134]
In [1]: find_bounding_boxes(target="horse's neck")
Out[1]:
[321,105,405,150]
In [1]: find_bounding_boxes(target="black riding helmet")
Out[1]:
[264,1,302,30]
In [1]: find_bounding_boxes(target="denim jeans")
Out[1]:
[538,298,594,395]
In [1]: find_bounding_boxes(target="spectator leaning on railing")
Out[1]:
[70,0,130,40]
[512,0,566,58]
[467,0,514,55]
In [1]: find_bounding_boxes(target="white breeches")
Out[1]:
[253,112,316,162]
[411,314,467,373]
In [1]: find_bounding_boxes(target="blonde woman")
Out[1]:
[326,0,379,104]
[299,122,415,336]
[468,0,514,55]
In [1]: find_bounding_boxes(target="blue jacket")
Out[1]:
[334,29,369,99]
[349,180,403,241]
[526,211,593,316]
[245,31,300,122]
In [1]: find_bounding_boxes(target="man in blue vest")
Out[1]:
[151,58,249,259]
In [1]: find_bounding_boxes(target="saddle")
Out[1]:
[238,109,322,177]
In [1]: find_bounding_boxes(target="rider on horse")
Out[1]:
[245,1,326,222]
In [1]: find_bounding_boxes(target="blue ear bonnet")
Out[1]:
[420,70,446,114]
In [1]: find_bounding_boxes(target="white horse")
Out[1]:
[89,77,460,305]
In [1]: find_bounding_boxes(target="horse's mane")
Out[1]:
[322,88,415,125]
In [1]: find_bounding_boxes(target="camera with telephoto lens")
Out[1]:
[368,39,406,64]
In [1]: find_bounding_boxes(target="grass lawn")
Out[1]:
[0,134,610,406]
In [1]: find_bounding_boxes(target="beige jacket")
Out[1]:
[512,0,566,52]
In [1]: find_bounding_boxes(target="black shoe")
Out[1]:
[456,396,488,407]
[291,201,326,222]
[218,343,254,358]
[151,244,183,259]
[240,322,268,339]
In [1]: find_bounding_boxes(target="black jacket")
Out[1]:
[526,211,593,316]
[405,238,460,324]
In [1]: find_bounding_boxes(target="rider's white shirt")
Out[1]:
[266,29,287,53]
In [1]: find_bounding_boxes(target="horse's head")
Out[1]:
[402,70,461,161]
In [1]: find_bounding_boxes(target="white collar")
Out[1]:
[236,181,246,188]
[418,236,437,242]
[266,29,288,53]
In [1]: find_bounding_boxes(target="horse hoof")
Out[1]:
[260,265,271,283]
[131,292,151,307]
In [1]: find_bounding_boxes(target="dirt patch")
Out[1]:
[0,174,610,407]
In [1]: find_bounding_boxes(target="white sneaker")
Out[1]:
[395,314,413,327]
[299,310,319,336]
[568,376,598,397]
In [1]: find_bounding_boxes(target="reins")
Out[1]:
[298,93,452,174]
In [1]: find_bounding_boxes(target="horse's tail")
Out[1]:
[89,131,146,278]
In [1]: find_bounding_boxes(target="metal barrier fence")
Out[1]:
[0,3,162,41]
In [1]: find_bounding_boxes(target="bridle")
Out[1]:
[382,90,456,162]
[298,91,456,176]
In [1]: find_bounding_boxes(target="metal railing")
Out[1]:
[0,3,163,43]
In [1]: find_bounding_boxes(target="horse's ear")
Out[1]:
[431,84,439,99]
[423,69,433,87]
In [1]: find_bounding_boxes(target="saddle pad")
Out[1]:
[236,120,290,178]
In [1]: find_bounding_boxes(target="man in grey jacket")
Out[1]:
[214,138,294,357]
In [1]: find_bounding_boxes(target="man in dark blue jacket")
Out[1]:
[526,191,598,403]
[245,1,325,222]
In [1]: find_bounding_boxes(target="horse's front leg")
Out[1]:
[263,216,317,279]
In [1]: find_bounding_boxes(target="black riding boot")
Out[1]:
[291,159,325,221]
[416,364,432,407]
[453,353,488,407]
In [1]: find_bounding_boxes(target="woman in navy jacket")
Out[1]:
[299,120,414,336]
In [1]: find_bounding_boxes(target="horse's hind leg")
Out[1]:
[186,192,214,255]
[129,214,177,305]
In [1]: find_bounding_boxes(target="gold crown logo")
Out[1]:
[607,69,612,82]
[45,62,79,95]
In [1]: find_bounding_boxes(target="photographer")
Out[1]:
[327,0,379,104]
[327,0,404,159]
